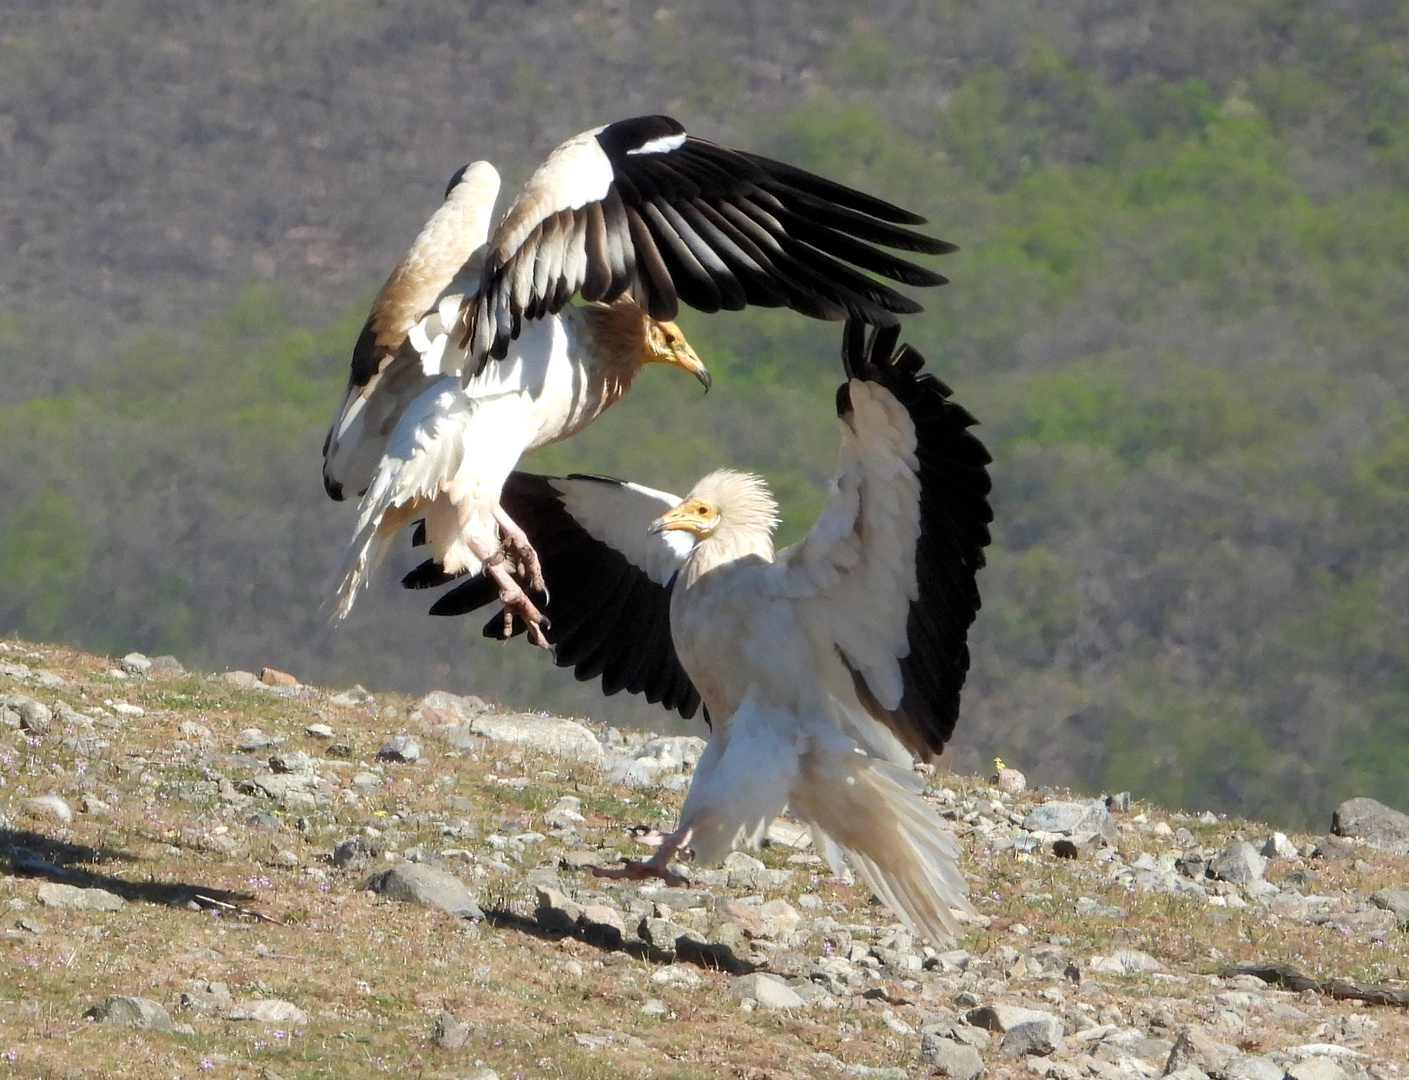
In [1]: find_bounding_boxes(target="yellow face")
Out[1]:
[650,495,720,538]
[644,320,711,390]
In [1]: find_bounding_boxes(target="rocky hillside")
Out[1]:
[1,637,1407,1079]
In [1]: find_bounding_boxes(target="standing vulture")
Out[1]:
[325,115,957,643]
[408,322,993,943]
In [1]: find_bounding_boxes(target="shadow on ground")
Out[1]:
[2,825,254,909]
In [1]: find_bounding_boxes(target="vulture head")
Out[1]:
[580,302,710,390]
[651,469,779,558]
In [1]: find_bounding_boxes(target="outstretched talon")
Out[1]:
[492,505,547,598]
[484,556,551,649]
[592,824,695,885]
[592,854,691,886]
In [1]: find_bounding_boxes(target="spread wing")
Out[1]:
[323,162,501,501]
[406,471,703,721]
[468,115,957,363]
[777,322,993,760]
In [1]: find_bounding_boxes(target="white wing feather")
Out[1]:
[777,379,924,710]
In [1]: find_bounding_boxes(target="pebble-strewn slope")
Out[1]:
[1,639,1407,1079]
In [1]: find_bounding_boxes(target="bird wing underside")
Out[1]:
[777,321,993,761]
[403,471,704,722]
[469,115,958,364]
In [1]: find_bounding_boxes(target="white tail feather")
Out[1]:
[791,750,972,944]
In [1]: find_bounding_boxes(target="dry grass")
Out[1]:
[1,637,1407,1078]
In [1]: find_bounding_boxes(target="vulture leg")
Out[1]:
[592,825,696,886]
[492,504,548,598]
[482,552,551,649]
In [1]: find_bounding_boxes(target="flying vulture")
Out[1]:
[408,322,993,942]
[325,115,957,643]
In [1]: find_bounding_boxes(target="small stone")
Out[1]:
[1207,841,1267,884]
[1311,834,1357,860]
[110,702,145,717]
[650,965,704,989]
[1164,1025,1239,1076]
[1225,1055,1291,1080]
[305,723,334,739]
[1332,796,1409,854]
[259,667,298,687]
[223,670,262,690]
[226,999,308,1024]
[5,695,52,732]
[269,750,315,775]
[1286,1060,1350,1080]
[994,767,1027,795]
[1261,831,1298,859]
[578,904,626,948]
[376,734,421,763]
[966,1004,1063,1056]
[535,887,585,933]
[85,996,172,1031]
[270,849,300,868]
[461,712,604,765]
[919,1035,984,1079]
[1370,887,1409,927]
[542,795,585,830]
[430,1010,470,1049]
[37,883,125,911]
[366,863,483,918]
[149,655,185,675]
[1104,791,1131,812]
[236,727,279,750]
[639,998,669,1017]
[1086,948,1161,975]
[731,972,805,1010]
[1021,800,1119,846]
[119,653,153,675]
[24,794,73,823]
[79,794,111,815]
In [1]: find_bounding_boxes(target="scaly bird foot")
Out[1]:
[484,557,551,649]
[591,824,695,884]
[492,505,547,598]
[592,857,691,887]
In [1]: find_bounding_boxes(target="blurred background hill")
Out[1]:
[2,0,1408,827]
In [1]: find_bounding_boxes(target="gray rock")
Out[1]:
[149,655,185,675]
[731,972,805,1009]
[37,883,126,911]
[430,1010,470,1049]
[1311,834,1357,860]
[1312,906,1398,938]
[965,1004,1063,1056]
[1332,796,1409,854]
[534,887,584,933]
[3,694,52,732]
[1207,841,1267,884]
[1021,799,1119,846]
[226,999,308,1024]
[1261,831,1298,859]
[1286,1059,1350,1080]
[461,712,604,765]
[1225,1054,1291,1080]
[366,863,483,919]
[1370,887,1409,927]
[85,995,173,1030]
[542,795,585,830]
[638,916,703,949]
[376,734,421,763]
[418,690,490,720]
[269,750,315,774]
[119,652,153,675]
[919,1035,984,1078]
[1164,1025,1239,1076]
[24,794,73,823]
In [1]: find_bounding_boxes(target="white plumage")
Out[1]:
[411,323,993,943]
[325,116,956,642]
